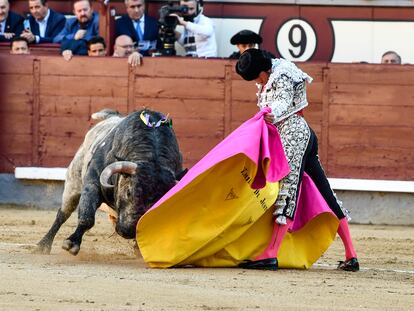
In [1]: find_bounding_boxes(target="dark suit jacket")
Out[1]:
[28,9,66,43]
[115,14,159,56]
[0,11,24,42]
[54,12,99,55]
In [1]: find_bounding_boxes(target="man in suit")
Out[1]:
[0,0,24,42]
[115,0,158,56]
[20,0,65,44]
[54,0,99,60]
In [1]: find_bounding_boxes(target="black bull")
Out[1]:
[36,109,186,255]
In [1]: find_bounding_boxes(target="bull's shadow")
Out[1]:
[36,109,186,255]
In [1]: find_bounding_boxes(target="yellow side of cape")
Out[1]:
[137,154,338,269]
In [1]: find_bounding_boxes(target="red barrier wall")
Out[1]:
[0,55,413,180]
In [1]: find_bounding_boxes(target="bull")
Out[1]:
[36,109,185,255]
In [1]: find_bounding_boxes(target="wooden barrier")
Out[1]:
[0,55,413,181]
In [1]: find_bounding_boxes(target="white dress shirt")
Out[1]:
[0,20,6,34]
[132,14,145,39]
[35,9,50,43]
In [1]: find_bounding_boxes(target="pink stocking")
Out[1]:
[337,218,357,260]
[255,219,292,260]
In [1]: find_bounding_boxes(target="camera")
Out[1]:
[158,3,189,56]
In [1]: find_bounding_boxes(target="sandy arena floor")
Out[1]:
[0,206,413,311]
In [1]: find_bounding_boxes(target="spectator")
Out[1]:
[54,0,99,61]
[20,0,66,44]
[113,35,142,66]
[0,0,24,42]
[170,0,217,58]
[229,29,275,60]
[87,36,106,56]
[10,36,30,54]
[115,0,158,56]
[381,51,401,64]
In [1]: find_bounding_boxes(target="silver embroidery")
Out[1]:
[273,114,310,219]
[258,58,350,221]
[270,58,313,83]
[257,58,312,123]
[333,191,351,221]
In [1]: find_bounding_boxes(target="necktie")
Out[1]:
[135,19,143,41]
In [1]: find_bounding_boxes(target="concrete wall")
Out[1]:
[0,174,63,210]
[336,190,414,226]
[1,174,412,225]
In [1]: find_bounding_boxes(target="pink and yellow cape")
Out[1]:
[137,108,339,268]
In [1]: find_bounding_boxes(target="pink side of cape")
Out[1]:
[292,173,336,231]
[148,108,289,211]
[148,108,336,231]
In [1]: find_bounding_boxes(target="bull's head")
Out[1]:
[100,161,179,239]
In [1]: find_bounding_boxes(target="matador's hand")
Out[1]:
[264,113,275,124]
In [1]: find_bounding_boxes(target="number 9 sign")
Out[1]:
[276,19,317,62]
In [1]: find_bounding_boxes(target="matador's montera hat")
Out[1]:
[236,48,272,81]
[230,30,263,45]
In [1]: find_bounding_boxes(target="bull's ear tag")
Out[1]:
[140,111,153,127]
[159,113,172,128]
[140,111,172,128]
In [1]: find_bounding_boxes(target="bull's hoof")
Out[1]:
[62,239,80,255]
[33,242,52,255]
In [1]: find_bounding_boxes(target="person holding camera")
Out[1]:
[169,0,217,58]
[115,0,158,56]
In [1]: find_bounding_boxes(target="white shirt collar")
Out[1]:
[133,14,145,24]
[37,9,50,24]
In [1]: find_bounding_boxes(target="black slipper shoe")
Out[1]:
[337,257,360,272]
[238,258,278,271]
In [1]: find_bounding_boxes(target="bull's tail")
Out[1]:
[91,109,122,121]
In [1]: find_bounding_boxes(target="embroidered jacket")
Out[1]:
[256,58,313,123]
[256,59,312,223]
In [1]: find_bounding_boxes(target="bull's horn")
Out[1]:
[100,161,138,189]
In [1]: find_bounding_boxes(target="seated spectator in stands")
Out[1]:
[229,29,275,60]
[171,0,217,58]
[115,0,158,56]
[10,36,30,54]
[87,36,106,56]
[113,34,142,66]
[20,0,65,44]
[381,51,401,64]
[54,0,99,60]
[0,0,24,42]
